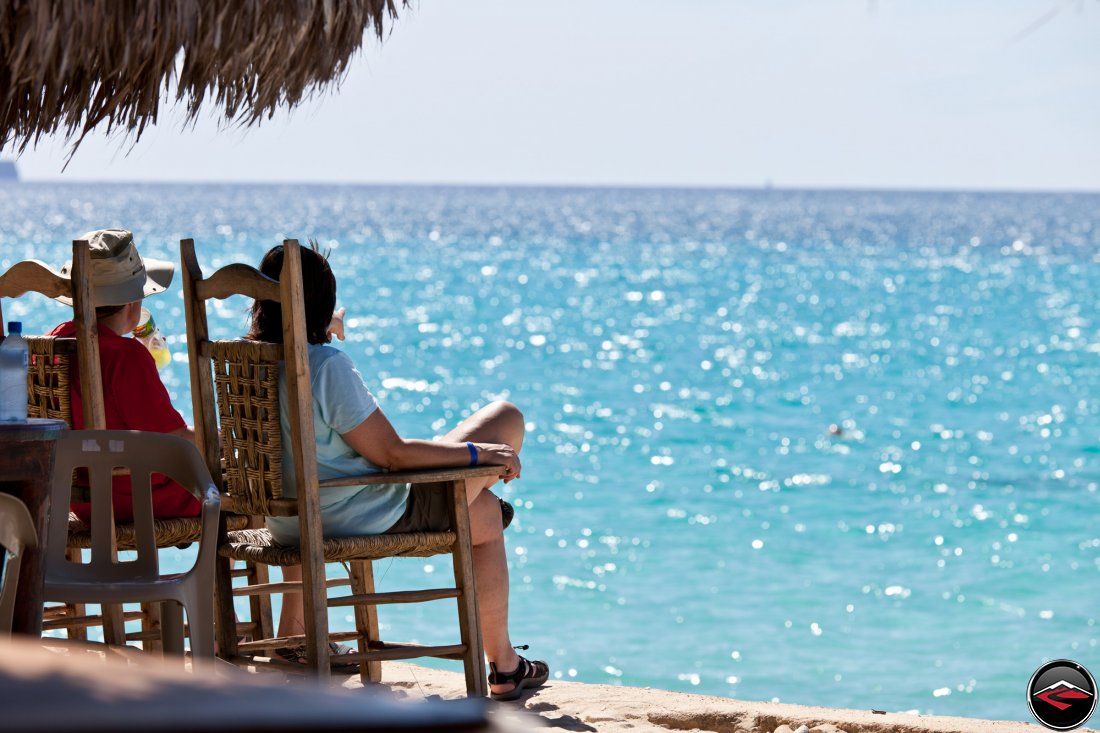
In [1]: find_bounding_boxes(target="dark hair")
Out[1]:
[246,241,336,345]
[95,304,126,319]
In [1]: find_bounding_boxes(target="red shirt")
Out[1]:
[50,321,201,523]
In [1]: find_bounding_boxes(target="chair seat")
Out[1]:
[219,527,456,566]
[68,513,250,550]
[43,573,192,603]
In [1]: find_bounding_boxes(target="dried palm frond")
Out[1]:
[0,0,406,157]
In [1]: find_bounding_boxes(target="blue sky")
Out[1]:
[11,1,1100,191]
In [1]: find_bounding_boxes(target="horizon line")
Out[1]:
[6,177,1100,197]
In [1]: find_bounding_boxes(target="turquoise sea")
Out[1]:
[2,183,1098,721]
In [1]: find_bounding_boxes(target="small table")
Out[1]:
[0,418,67,635]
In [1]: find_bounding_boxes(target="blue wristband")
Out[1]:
[466,442,478,466]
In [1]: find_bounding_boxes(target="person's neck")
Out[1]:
[98,311,132,336]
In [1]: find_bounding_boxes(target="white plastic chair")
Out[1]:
[42,431,220,660]
[0,494,37,636]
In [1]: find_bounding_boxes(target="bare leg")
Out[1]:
[275,401,529,692]
[437,401,527,694]
[277,565,304,640]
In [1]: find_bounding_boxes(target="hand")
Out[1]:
[328,307,346,342]
[475,442,522,483]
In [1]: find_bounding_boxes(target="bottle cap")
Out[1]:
[7,321,21,335]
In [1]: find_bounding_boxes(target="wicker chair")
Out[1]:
[0,241,105,428]
[0,240,119,643]
[26,335,249,559]
[0,240,247,648]
[182,238,497,693]
[33,355,250,648]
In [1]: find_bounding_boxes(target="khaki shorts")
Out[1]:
[384,482,452,534]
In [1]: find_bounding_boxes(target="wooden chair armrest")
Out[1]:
[219,467,503,516]
[318,465,502,489]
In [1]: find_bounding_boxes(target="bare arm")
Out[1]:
[328,307,346,342]
[341,409,521,482]
[170,425,196,443]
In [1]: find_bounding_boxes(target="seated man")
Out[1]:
[51,228,199,524]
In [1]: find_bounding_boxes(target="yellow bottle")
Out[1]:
[132,307,172,370]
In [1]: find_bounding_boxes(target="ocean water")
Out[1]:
[2,183,1099,721]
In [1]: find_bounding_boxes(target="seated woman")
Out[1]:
[51,228,199,524]
[249,243,548,701]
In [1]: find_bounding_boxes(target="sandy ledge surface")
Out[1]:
[341,662,1049,733]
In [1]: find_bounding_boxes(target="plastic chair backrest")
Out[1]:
[0,494,37,635]
[45,430,220,585]
[0,239,106,429]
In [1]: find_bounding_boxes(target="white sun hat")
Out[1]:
[57,228,174,307]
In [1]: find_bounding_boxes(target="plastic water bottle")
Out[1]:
[0,321,29,422]
[132,307,171,369]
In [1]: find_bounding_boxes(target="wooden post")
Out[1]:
[180,239,221,486]
[280,240,329,678]
[180,238,240,660]
[69,240,106,431]
[71,239,125,646]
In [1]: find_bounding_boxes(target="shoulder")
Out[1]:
[308,345,375,397]
[309,343,344,360]
[112,335,153,362]
[308,344,353,372]
[48,321,74,337]
[307,345,362,387]
[104,334,159,378]
[84,327,151,366]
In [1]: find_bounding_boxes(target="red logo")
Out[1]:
[1035,681,1093,712]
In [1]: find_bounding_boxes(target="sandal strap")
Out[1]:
[273,647,305,664]
[273,643,357,669]
[488,655,547,686]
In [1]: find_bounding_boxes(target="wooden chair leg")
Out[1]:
[63,548,88,641]
[101,603,127,646]
[349,560,382,683]
[304,556,330,677]
[246,560,275,643]
[214,553,238,659]
[447,480,487,697]
[242,515,274,644]
[141,602,163,653]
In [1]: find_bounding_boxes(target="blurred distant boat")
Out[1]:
[0,161,17,181]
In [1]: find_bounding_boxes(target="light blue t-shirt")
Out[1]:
[266,345,409,545]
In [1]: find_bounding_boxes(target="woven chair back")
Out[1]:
[182,238,318,523]
[0,242,105,430]
[25,337,76,424]
[210,340,284,515]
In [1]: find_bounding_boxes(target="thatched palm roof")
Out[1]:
[1,0,405,155]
